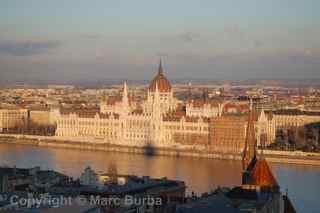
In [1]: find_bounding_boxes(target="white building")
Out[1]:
[0,108,28,132]
[55,61,276,151]
[186,99,223,118]
[55,61,189,148]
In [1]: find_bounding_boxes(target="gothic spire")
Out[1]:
[259,110,267,158]
[122,81,129,107]
[242,99,257,171]
[152,82,161,118]
[158,58,164,75]
[155,82,160,100]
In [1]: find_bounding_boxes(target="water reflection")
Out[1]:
[0,144,319,213]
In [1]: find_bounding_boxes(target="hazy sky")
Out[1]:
[0,0,319,83]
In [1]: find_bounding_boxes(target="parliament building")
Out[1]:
[54,61,275,153]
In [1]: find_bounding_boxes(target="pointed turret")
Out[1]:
[152,82,161,116]
[119,81,130,117]
[158,58,164,75]
[122,81,129,107]
[154,82,160,104]
[249,158,279,188]
[242,99,257,171]
[242,100,279,190]
[250,132,279,189]
[151,82,162,142]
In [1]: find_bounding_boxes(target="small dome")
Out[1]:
[149,60,171,93]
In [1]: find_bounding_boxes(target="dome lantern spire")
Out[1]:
[149,59,171,93]
[158,58,164,75]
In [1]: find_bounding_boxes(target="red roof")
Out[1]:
[149,61,171,93]
[250,159,278,187]
[189,99,220,108]
[163,109,210,123]
[106,95,135,106]
[149,74,171,93]
[223,103,250,113]
[106,96,122,105]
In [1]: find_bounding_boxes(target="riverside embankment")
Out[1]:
[1,134,320,166]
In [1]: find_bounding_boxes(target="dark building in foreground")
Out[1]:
[0,165,186,213]
[177,106,296,213]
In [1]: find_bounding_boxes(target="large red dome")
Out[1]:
[149,60,171,93]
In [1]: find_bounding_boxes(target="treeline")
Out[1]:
[268,126,320,153]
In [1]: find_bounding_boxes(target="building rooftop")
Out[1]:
[188,99,221,108]
[273,109,320,116]
[149,60,172,93]
[249,159,278,188]
[177,192,240,213]
[178,186,279,213]
[80,175,185,196]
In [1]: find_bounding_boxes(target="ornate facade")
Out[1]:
[186,99,223,118]
[209,115,247,153]
[55,61,276,152]
[273,109,320,128]
[0,108,28,132]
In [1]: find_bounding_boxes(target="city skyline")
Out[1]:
[1,2,319,212]
[1,0,320,83]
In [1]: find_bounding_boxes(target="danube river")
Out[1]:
[0,144,319,213]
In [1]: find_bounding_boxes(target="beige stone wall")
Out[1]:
[0,109,28,131]
[164,119,209,146]
[209,116,247,153]
[186,103,221,118]
[274,114,320,129]
[29,110,51,125]
[144,91,177,115]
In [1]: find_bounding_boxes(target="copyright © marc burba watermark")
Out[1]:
[1,193,163,209]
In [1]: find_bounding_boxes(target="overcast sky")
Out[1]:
[0,0,319,83]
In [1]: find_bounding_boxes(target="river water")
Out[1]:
[0,143,319,213]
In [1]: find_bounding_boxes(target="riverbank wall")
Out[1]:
[1,134,320,166]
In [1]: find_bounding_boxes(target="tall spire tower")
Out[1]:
[120,81,130,117]
[122,81,129,107]
[241,99,279,190]
[148,59,171,93]
[151,82,162,143]
[153,82,160,112]
[158,58,164,75]
[242,99,257,171]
